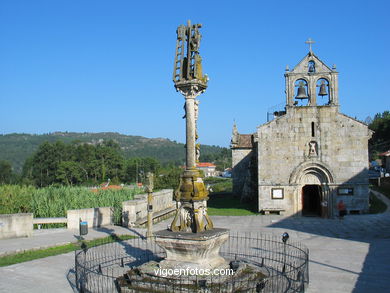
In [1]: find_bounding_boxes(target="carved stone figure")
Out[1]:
[231,122,239,146]
[309,141,317,156]
[196,143,200,162]
[194,99,199,121]
[190,26,201,53]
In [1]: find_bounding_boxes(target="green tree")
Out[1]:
[56,161,83,186]
[96,140,124,181]
[73,143,96,182]
[0,160,13,184]
[155,165,182,190]
[29,141,71,186]
[369,111,390,159]
[123,157,161,184]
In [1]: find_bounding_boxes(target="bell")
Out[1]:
[295,82,308,99]
[318,81,328,96]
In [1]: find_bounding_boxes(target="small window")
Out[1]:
[311,122,315,137]
[338,188,354,195]
[271,188,284,199]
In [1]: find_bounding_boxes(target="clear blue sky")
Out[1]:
[1,0,389,147]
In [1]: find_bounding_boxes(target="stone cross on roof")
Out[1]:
[305,38,315,53]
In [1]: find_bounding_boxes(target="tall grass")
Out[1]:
[0,185,141,225]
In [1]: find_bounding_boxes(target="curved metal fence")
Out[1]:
[75,232,309,292]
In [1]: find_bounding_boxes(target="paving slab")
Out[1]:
[0,225,144,257]
[1,191,390,292]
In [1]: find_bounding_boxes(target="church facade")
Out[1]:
[231,49,372,218]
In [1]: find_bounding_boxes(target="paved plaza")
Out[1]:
[1,191,390,293]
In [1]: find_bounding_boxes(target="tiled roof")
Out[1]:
[379,150,390,157]
[197,162,216,168]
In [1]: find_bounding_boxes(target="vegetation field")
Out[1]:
[0,185,141,225]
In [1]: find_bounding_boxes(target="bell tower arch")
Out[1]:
[284,39,339,109]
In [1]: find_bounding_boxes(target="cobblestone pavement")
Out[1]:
[1,192,390,292]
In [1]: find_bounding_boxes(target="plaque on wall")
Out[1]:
[337,187,354,195]
[271,188,284,199]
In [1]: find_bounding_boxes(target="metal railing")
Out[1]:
[75,232,309,292]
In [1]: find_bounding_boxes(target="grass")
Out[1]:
[204,177,231,184]
[0,234,136,267]
[369,192,387,214]
[205,178,257,216]
[207,192,258,216]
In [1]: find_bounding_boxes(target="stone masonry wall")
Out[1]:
[67,207,113,230]
[0,213,33,239]
[257,106,371,215]
[122,189,174,226]
[232,149,253,196]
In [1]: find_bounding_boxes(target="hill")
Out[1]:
[0,132,228,173]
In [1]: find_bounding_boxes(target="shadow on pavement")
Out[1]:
[267,211,390,292]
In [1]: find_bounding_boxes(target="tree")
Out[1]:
[0,160,13,184]
[369,111,390,159]
[56,161,83,186]
[123,157,161,184]
[29,141,70,186]
[96,140,124,181]
[73,143,96,182]
[24,139,127,186]
[155,165,182,190]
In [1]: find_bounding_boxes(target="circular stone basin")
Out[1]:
[117,260,269,292]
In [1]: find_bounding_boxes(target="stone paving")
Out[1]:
[1,191,390,292]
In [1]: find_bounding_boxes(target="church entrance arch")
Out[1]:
[302,185,321,216]
[290,162,335,218]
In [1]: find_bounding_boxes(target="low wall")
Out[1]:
[122,189,175,227]
[0,213,33,239]
[369,177,390,187]
[67,207,113,230]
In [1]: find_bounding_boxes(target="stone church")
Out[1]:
[231,46,372,218]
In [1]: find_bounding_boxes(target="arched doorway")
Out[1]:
[290,161,335,218]
[302,185,322,216]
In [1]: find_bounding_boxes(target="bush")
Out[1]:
[209,180,232,193]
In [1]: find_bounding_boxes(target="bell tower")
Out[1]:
[285,38,339,109]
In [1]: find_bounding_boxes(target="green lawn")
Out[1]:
[207,192,258,216]
[0,234,135,267]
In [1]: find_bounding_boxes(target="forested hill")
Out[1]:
[0,132,228,173]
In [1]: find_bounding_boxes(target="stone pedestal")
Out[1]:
[154,228,229,271]
[170,168,214,233]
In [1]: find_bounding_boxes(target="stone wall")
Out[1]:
[0,213,33,239]
[67,207,113,230]
[122,189,174,227]
[232,149,253,196]
[257,106,371,216]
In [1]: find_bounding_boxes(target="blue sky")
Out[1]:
[1,0,389,147]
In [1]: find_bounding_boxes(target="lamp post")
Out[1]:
[282,232,289,273]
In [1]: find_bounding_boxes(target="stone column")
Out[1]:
[185,96,196,169]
